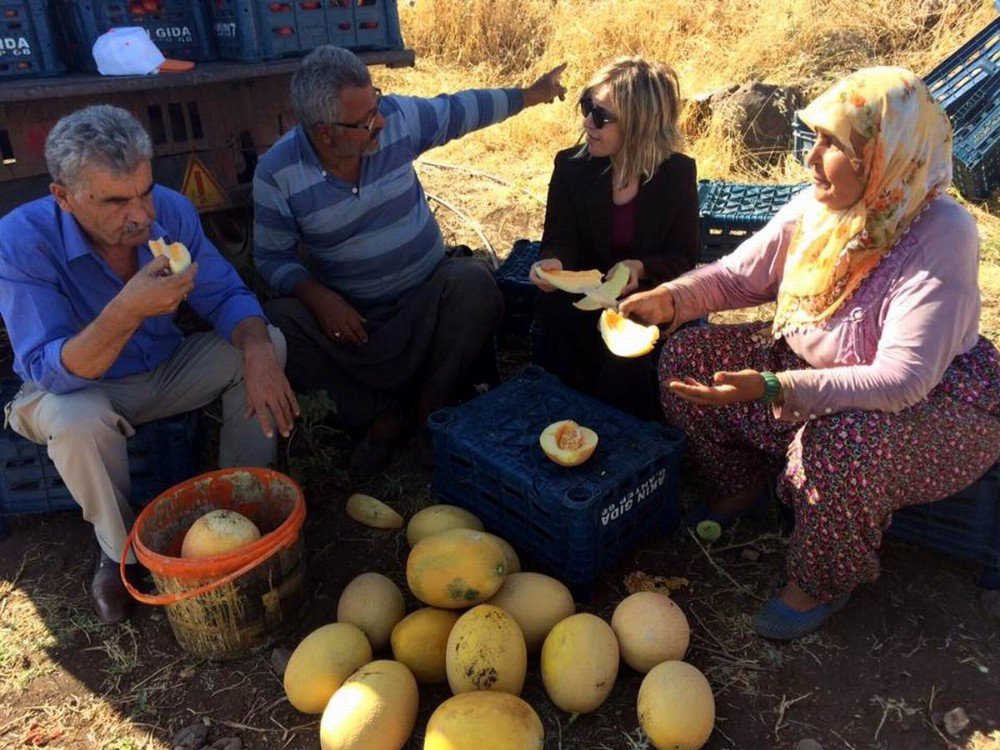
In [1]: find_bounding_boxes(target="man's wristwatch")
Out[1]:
[760,371,781,403]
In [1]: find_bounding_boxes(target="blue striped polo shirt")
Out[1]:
[252,88,523,307]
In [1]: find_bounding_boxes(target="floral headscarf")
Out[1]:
[773,66,953,337]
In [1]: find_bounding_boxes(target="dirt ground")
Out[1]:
[1,432,998,750]
[1,135,999,750]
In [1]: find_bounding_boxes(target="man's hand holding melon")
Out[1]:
[111,253,197,328]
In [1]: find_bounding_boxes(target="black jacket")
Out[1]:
[540,145,699,284]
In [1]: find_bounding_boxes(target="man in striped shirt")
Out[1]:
[254,46,565,476]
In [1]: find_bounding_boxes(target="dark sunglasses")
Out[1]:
[579,95,617,129]
[329,88,383,132]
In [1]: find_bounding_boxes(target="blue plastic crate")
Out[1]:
[207,0,403,62]
[887,461,1000,588]
[428,366,685,594]
[495,239,540,338]
[0,0,65,78]
[57,0,216,72]
[951,77,1000,201]
[924,17,1000,116]
[0,378,203,537]
[697,180,809,262]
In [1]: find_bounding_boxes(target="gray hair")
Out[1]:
[45,105,152,193]
[291,46,371,129]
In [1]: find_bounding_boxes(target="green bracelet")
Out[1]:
[760,371,781,403]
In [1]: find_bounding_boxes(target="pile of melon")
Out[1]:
[280,501,716,749]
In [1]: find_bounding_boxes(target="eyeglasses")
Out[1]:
[579,95,617,129]
[328,88,383,132]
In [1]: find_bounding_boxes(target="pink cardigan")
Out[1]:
[665,194,982,422]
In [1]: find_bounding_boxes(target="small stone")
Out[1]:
[943,707,969,736]
[794,740,823,750]
[171,722,208,750]
[207,739,242,750]
[270,646,292,677]
[740,548,761,562]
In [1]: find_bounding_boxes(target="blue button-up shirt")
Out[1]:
[0,186,264,394]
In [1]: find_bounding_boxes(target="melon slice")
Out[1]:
[345,493,404,529]
[539,420,598,467]
[148,236,192,274]
[598,308,660,358]
[573,263,630,311]
[535,267,603,293]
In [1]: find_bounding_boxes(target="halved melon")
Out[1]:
[573,264,630,311]
[598,308,659,358]
[539,420,598,467]
[148,237,192,274]
[535,267,603,293]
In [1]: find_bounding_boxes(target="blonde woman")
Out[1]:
[529,57,698,417]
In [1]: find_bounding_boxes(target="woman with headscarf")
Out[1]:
[620,67,1000,640]
[529,57,699,418]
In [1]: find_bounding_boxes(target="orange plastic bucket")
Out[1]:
[121,467,308,660]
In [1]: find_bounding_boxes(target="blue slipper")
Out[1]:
[752,594,850,641]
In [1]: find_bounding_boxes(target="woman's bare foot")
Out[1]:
[778,580,822,612]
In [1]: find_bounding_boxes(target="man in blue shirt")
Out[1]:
[0,106,298,624]
[254,46,566,476]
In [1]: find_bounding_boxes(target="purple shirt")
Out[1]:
[665,193,981,421]
[611,197,638,260]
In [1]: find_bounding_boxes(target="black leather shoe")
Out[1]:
[91,550,132,625]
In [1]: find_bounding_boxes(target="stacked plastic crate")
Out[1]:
[56,0,217,71]
[0,0,65,78]
[206,0,404,62]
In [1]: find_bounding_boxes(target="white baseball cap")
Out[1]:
[92,27,194,76]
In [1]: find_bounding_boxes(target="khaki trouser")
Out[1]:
[5,327,285,563]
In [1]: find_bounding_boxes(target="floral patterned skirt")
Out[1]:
[658,322,1000,601]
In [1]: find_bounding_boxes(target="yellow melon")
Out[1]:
[390,607,460,684]
[598,308,660,358]
[337,572,406,652]
[148,236,192,274]
[283,623,373,714]
[406,528,506,609]
[486,572,575,653]
[424,692,544,750]
[345,493,404,529]
[535,267,603,293]
[638,661,715,750]
[481,532,521,574]
[540,613,619,714]
[406,505,484,548]
[539,420,598,467]
[611,591,690,673]
[180,509,260,559]
[320,660,418,750]
[446,605,527,695]
[573,263,630,311]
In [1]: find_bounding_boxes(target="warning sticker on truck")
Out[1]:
[180,155,228,212]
